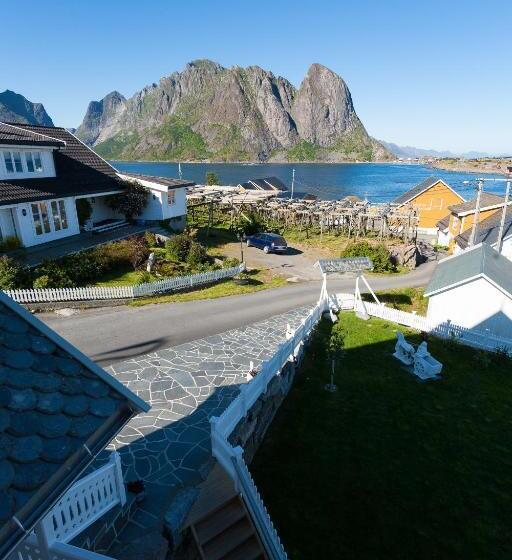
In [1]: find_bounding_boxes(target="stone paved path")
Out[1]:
[104,305,312,499]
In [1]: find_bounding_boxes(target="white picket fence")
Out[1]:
[3,264,244,303]
[210,297,327,560]
[349,296,512,354]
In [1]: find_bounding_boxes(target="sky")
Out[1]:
[2,0,511,154]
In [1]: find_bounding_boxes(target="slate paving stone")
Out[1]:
[102,304,311,534]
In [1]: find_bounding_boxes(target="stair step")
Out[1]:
[195,498,246,546]
[222,536,264,560]
[201,518,254,560]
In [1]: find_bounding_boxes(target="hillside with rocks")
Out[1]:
[0,90,54,126]
[76,60,391,163]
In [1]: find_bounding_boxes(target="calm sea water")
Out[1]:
[112,161,504,202]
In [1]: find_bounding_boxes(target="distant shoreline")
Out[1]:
[109,159,414,166]
[432,160,509,177]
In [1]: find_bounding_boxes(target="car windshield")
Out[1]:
[270,235,286,244]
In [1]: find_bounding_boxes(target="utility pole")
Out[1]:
[291,168,295,200]
[468,179,484,247]
[496,167,512,253]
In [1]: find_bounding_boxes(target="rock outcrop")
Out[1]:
[76,60,392,163]
[0,90,53,126]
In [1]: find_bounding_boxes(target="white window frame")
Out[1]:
[31,199,69,237]
[168,190,176,205]
[1,149,44,175]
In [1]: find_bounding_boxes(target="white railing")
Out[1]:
[4,264,244,303]
[209,297,327,560]
[8,453,124,560]
[41,453,126,545]
[352,298,512,354]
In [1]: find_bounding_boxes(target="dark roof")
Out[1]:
[0,123,65,148]
[448,193,505,215]
[263,177,287,191]
[425,243,512,297]
[455,205,512,250]
[121,173,194,189]
[0,291,148,558]
[393,176,461,206]
[0,123,123,207]
[249,179,274,191]
[436,214,450,230]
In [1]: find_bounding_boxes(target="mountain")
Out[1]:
[0,90,54,126]
[76,60,391,163]
[380,140,503,160]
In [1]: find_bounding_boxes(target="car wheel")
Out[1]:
[246,239,251,247]
[263,246,270,254]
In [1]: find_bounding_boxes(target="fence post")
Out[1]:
[110,451,127,506]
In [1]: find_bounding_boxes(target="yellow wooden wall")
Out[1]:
[408,181,464,229]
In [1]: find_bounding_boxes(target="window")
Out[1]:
[168,190,176,205]
[3,152,14,173]
[31,202,52,235]
[3,150,43,174]
[51,200,68,231]
[12,152,23,172]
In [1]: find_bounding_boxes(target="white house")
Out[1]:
[424,243,512,338]
[0,122,193,249]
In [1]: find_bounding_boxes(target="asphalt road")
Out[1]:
[40,260,437,367]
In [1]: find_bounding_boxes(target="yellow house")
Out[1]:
[446,193,505,249]
[393,177,465,236]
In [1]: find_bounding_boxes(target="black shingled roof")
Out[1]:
[121,173,195,189]
[393,176,460,206]
[0,123,65,148]
[0,123,123,207]
[0,291,148,558]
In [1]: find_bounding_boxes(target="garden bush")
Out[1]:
[0,236,22,252]
[166,234,192,262]
[186,241,208,267]
[223,257,241,268]
[33,275,50,289]
[33,259,75,288]
[0,256,26,290]
[106,182,148,219]
[341,241,394,273]
[135,271,152,285]
[144,231,157,247]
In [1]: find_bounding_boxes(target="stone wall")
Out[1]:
[228,359,297,464]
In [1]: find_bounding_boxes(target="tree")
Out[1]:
[205,172,220,186]
[106,182,148,219]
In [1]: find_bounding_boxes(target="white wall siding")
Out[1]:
[87,196,124,223]
[14,197,80,247]
[427,277,512,338]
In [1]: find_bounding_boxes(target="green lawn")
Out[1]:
[129,268,287,306]
[251,313,512,560]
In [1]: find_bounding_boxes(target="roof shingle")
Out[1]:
[448,193,504,215]
[0,291,148,558]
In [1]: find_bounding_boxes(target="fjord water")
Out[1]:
[112,161,504,202]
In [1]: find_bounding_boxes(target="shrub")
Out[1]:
[0,236,22,252]
[33,275,50,289]
[144,231,157,247]
[32,260,75,288]
[0,256,26,290]
[136,271,152,285]
[237,210,265,236]
[106,181,148,219]
[223,257,241,269]
[186,242,208,267]
[166,234,192,262]
[128,236,150,270]
[341,241,394,273]
[205,171,219,186]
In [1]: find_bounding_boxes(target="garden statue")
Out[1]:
[393,331,415,366]
[413,341,443,380]
[146,252,156,273]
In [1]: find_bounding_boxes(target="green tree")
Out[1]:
[205,172,220,186]
[0,256,26,290]
[106,182,148,219]
[341,241,393,273]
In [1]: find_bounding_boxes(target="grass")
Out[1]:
[364,287,428,315]
[94,265,158,286]
[129,268,286,306]
[251,313,512,560]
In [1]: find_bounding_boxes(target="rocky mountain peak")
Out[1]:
[0,90,54,126]
[75,91,127,145]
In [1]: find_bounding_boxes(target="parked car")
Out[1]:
[246,232,288,253]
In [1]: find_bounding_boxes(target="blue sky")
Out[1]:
[3,0,511,153]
